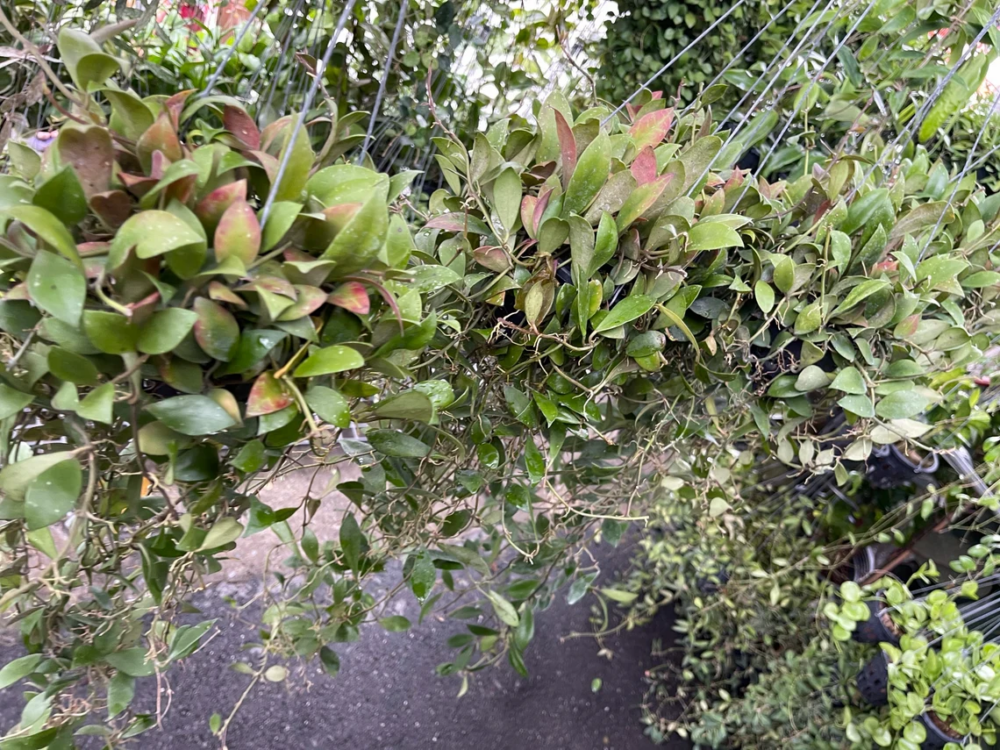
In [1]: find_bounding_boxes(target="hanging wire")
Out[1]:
[260,0,359,227]
[359,0,408,162]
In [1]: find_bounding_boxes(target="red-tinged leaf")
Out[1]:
[520,195,538,238]
[223,104,261,150]
[248,150,279,184]
[630,146,658,186]
[425,213,469,232]
[149,150,170,179]
[629,108,675,151]
[473,246,511,273]
[260,115,293,154]
[625,102,639,120]
[57,126,113,199]
[651,91,663,100]
[277,285,326,321]
[872,259,898,274]
[554,109,577,189]
[208,280,247,307]
[894,314,921,338]
[118,172,158,198]
[165,173,197,205]
[246,371,293,417]
[164,89,196,129]
[322,202,363,233]
[329,282,370,314]
[196,179,247,233]
[125,291,159,326]
[193,297,239,361]
[242,275,296,298]
[616,173,674,231]
[77,242,110,257]
[90,190,131,228]
[137,111,182,173]
[283,248,314,263]
[215,198,261,265]
[533,187,553,235]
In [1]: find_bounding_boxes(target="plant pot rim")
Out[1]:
[924,710,964,740]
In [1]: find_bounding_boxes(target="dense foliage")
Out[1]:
[2,0,1000,746]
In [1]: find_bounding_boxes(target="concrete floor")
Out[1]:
[0,466,689,750]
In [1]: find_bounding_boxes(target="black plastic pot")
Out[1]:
[868,444,940,489]
[857,651,890,706]
[852,546,877,582]
[853,600,902,646]
[695,566,730,595]
[919,711,965,749]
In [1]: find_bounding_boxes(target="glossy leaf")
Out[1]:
[145,395,237,436]
[294,345,365,377]
[28,251,85,326]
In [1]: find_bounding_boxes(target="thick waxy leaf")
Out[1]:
[145,395,237,436]
[563,131,610,218]
[214,199,261,265]
[493,168,522,234]
[875,391,933,420]
[616,174,672,231]
[109,211,206,269]
[830,367,865,394]
[102,89,154,141]
[0,451,80,502]
[554,110,577,188]
[320,191,388,274]
[294,345,365,377]
[33,168,87,225]
[25,459,82,530]
[138,308,199,355]
[0,383,33,420]
[28,251,85,326]
[329,282,370,314]
[754,281,774,313]
[630,146,658,185]
[306,386,351,428]
[373,391,435,423]
[831,279,889,316]
[193,298,239,361]
[629,108,674,151]
[688,222,744,251]
[5,206,81,263]
[57,126,114,199]
[83,311,139,354]
[77,382,114,424]
[277,285,326,321]
[367,428,431,458]
[223,104,261,149]
[137,111,183,171]
[594,295,654,333]
[272,123,313,202]
[48,347,99,386]
[246,372,293,417]
[57,28,120,91]
[196,180,247,233]
[218,329,288,375]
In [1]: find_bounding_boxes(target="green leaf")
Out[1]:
[83,311,139,354]
[107,672,135,719]
[563,131,610,217]
[0,451,80,502]
[830,367,865,394]
[199,518,244,550]
[319,646,340,677]
[109,210,205,269]
[57,28,120,91]
[688,222,744,251]
[373,391,435,423]
[33,167,87,225]
[591,211,618,275]
[145,395,237,436]
[754,281,774,314]
[367,429,431,458]
[379,616,411,632]
[193,298,239,362]
[25,459,81,530]
[409,550,436,599]
[831,279,889,316]
[594,295,654,333]
[839,394,874,418]
[772,256,795,294]
[524,439,545,484]
[306,386,351,428]
[273,123,313,202]
[794,365,829,392]
[295,345,365,377]
[28,251,85,326]
[138,308,199,355]
[77,382,115,424]
[0,654,42,689]
[793,300,823,335]
[104,648,155,677]
[4,205,81,263]
[493,168,521,234]
[875,390,932,420]
[320,191,388,275]
[485,590,520,627]
[340,512,364,572]
[0,384,33,420]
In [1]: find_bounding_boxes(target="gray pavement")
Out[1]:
[0,543,688,750]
